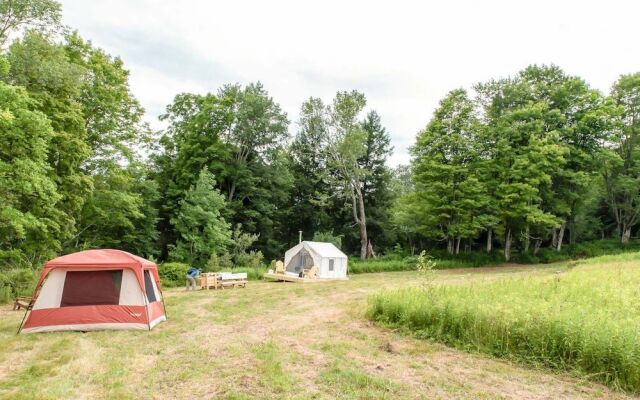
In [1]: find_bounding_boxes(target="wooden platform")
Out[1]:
[263,272,348,283]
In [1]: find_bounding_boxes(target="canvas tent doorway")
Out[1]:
[19,249,166,333]
[284,241,348,279]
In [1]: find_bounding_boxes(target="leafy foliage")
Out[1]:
[2,0,640,284]
[157,262,190,287]
[169,168,231,268]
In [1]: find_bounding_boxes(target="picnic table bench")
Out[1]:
[200,272,248,290]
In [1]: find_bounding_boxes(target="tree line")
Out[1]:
[1,0,639,272]
[401,66,640,260]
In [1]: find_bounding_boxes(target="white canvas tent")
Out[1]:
[284,241,348,279]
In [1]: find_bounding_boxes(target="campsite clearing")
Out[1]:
[0,265,634,399]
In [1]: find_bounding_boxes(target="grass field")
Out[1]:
[367,253,640,393]
[0,263,636,399]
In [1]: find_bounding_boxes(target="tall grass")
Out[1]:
[350,239,640,275]
[226,266,267,281]
[349,255,482,274]
[366,253,640,392]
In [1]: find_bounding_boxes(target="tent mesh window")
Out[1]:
[60,270,123,307]
[144,270,157,303]
[287,249,314,273]
[329,259,334,271]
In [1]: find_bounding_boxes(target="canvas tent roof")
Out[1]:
[300,241,347,258]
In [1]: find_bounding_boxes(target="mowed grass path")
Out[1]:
[0,265,634,399]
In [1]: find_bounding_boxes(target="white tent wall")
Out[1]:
[318,257,347,278]
[283,241,348,279]
[34,268,150,309]
[120,269,146,305]
[33,269,66,310]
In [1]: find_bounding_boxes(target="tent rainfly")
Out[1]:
[19,249,166,333]
[284,241,348,279]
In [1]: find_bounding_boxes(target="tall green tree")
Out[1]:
[72,163,159,257]
[325,90,373,259]
[411,89,489,254]
[288,97,333,244]
[358,111,395,251]
[170,168,231,267]
[516,65,610,250]
[62,32,156,254]
[64,32,149,169]
[477,78,567,260]
[155,83,291,260]
[217,83,289,202]
[5,31,91,245]
[602,73,640,243]
[0,79,62,267]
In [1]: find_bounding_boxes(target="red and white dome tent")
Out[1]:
[18,249,167,333]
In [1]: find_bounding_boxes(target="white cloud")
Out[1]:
[59,0,640,166]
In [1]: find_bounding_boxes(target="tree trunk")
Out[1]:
[366,240,376,258]
[523,226,530,253]
[551,229,558,248]
[556,222,566,252]
[622,226,631,244]
[356,189,368,260]
[228,180,236,202]
[455,237,461,255]
[533,239,542,256]
[486,229,492,253]
[447,238,454,255]
[504,228,512,262]
[568,217,576,245]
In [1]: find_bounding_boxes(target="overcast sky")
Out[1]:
[59,0,639,166]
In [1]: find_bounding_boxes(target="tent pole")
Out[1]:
[157,283,168,321]
[16,280,44,334]
[16,308,29,334]
[145,301,151,331]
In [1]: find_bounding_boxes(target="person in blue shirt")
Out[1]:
[186,267,201,291]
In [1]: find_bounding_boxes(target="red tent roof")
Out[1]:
[46,249,156,268]
[37,249,159,293]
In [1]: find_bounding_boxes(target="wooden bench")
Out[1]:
[200,272,248,290]
[13,296,33,311]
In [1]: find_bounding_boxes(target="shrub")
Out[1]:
[0,269,38,303]
[206,253,221,272]
[312,231,343,249]
[224,266,267,281]
[235,250,264,269]
[158,262,190,287]
[219,252,234,269]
